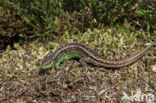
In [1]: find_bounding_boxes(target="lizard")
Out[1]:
[40,40,156,71]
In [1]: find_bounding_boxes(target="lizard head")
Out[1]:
[40,52,58,70]
[39,57,58,75]
[40,53,66,70]
[41,61,56,70]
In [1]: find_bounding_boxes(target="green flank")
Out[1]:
[41,52,83,70]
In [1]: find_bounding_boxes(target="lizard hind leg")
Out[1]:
[79,57,90,67]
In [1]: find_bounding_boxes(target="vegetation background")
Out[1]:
[0,0,155,41]
[0,0,156,102]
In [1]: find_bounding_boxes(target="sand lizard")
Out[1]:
[41,40,156,70]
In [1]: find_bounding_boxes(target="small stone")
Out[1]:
[152,64,156,72]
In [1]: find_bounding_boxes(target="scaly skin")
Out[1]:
[41,40,156,70]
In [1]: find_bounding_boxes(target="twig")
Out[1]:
[138,0,156,12]
[128,17,144,28]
